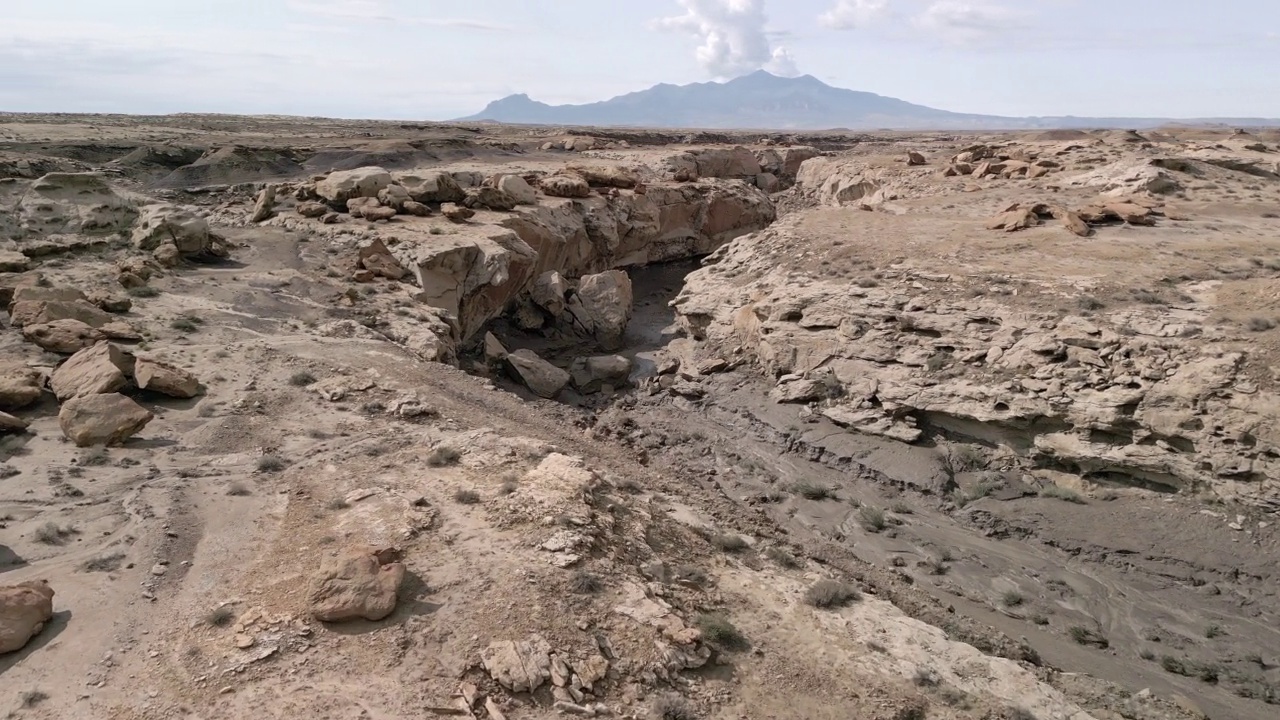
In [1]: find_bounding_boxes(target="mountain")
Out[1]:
[458,70,1280,131]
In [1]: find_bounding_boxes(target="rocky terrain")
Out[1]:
[1,114,1278,720]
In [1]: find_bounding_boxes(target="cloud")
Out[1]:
[820,0,890,30]
[654,0,797,78]
[914,1,1020,42]
[286,0,509,31]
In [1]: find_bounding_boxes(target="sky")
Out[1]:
[2,0,1278,120]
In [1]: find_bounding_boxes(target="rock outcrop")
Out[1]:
[22,319,106,354]
[13,173,137,239]
[58,392,154,446]
[0,581,55,654]
[566,271,633,350]
[50,342,135,401]
[316,167,393,206]
[308,547,406,622]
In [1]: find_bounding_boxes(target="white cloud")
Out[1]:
[286,0,509,30]
[915,1,1019,42]
[654,0,798,78]
[820,0,890,30]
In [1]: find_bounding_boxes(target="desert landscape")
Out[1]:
[0,112,1278,720]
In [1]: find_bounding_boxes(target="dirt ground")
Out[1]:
[1,114,1277,720]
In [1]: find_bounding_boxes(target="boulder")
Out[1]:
[755,173,780,193]
[0,251,30,273]
[22,319,106,354]
[771,378,827,403]
[17,173,137,237]
[441,203,474,223]
[541,173,591,199]
[50,342,135,401]
[781,147,821,178]
[397,171,465,204]
[132,204,215,256]
[0,365,44,410]
[531,271,569,317]
[0,581,55,654]
[87,291,132,314]
[566,165,638,189]
[376,183,411,211]
[496,175,537,204]
[570,355,633,393]
[315,167,392,206]
[464,186,517,212]
[568,270,633,351]
[346,196,381,218]
[451,171,485,188]
[907,151,927,166]
[249,184,276,222]
[10,297,114,329]
[483,332,509,362]
[693,147,761,179]
[361,205,397,222]
[504,349,571,399]
[0,412,28,434]
[296,201,329,218]
[481,635,553,693]
[58,393,154,447]
[308,547,406,622]
[358,239,408,280]
[402,201,431,217]
[134,358,200,398]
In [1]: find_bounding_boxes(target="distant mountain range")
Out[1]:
[458,70,1280,131]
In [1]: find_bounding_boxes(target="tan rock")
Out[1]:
[9,297,114,329]
[362,205,397,222]
[566,165,638,189]
[58,393,154,447]
[249,184,276,222]
[296,201,329,218]
[50,341,135,401]
[567,271,633,351]
[401,200,431,217]
[134,358,200,398]
[496,174,536,204]
[376,183,411,211]
[0,411,28,434]
[541,173,591,199]
[503,349,570,399]
[308,547,406,622]
[316,167,392,205]
[464,186,517,212]
[358,239,408,280]
[22,319,106,354]
[132,204,214,256]
[0,251,30,273]
[87,292,132,314]
[481,635,553,693]
[397,171,465,204]
[441,203,474,223]
[907,151,927,166]
[0,581,55,654]
[0,365,44,410]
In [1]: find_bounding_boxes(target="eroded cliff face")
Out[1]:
[674,219,1280,511]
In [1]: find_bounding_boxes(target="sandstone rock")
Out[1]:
[755,172,780,193]
[694,147,761,178]
[376,183,411,211]
[100,321,142,341]
[10,296,114,329]
[402,200,431,217]
[531,271,570,317]
[0,365,44,410]
[346,196,381,218]
[496,175,536,204]
[907,151,927,166]
[441,203,474,223]
[483,332,508,362]
[50,342,135,401]
[464,186,517,212]
[504,349,570,399]
[781,147,821,178]
[481,635,553,693]
[566,165,638,189]
[132,204,215,256]
[250,184,276,222]
[17,173,137,237]
[308,547,406,622]
[152,242,182,267]
[567,271,633,351]
[296,201,329,218]
[397,171,465,204]
[451,171,485,188]
[570,355,632,393]
[770,377,827,403]
[0,412,28,434]
[541,173,591,199]
[59,393,154,446]
[358,239,408,280]
[0,581,55,654]
[88,292,132,314]
[134,357,200,398]
[362,205,397,222]
[316,167,392,206]
[22,319,106,354]
[0,251,30,273]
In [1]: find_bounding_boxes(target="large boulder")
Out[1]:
[0,581,55,654]
[0,412,28,434]
[315,167,392,206]
[463,186,517,212]
[58,393,153,447]
[0,251,30,273]
[249,184,276,222]
[496,175,536,205]
[568,271,633,351]
[308,547,406,622]
[504,349,571,399]
[396,171,465,204]
[0,365,44,410]
[134,358,200,398]
[540,173,591,199]
[50,342,135,401]
[22,319,106,354]
[693,147,762,179]
[376,183,411,211]
[566,165,639,189]
[530,271,569,317]
[570,355,633,393]
[16,173,137,238]
[131,204,215,256]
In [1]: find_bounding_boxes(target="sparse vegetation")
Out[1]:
[1002,590,1024,607]
[1002,707,1037,720]
[1068,625,1109,649]
[170,315,202,332]
[127,285,161,298]
[1139,648,1156,661]
[913,666,941,687]
[652,693,697,720]
[1077,296,1105,312]
[1205,623,1223,639]
[80,447,111,466]
[205,606,236,628]
[804,579,861,609]
[20,690,49,708]
[1160,655,1188,674]
[711,533,749,553]
[675,565,709,587]
[226,483,251,496]
[288,370,317,386]
[765,547,801,569]
[326,498,350,510]
[792,481,835,500]
[33,521,76,545]
[499,479,518,495]
[859,506,887,532]
[1039,485,1086,504]
[452,489,481,505]
[1246,316,1276,332]
[695,613,748,651]
[925,558,950,576]
[79,553,126,573]
[256,454,288,473]
[426,445,462,467]
[570,570,602,594]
